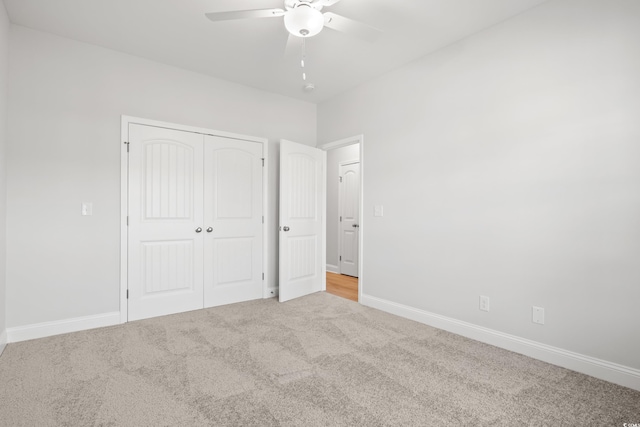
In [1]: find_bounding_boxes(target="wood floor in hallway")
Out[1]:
[326,272,358,302]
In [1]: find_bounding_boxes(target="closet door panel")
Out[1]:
[128,124,204,321]
[204,136,263,307]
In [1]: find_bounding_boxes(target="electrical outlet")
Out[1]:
[479,295,490,312]
[532,306,545,325]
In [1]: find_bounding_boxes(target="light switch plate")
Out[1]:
[81,202,93,216]
[374,205,384,217]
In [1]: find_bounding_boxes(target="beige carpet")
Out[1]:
[0,292,638,426]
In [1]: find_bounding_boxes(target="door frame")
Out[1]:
[120,115,269,324]
[320,135,364,302]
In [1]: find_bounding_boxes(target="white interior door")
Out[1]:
[339,162,360,277]
[279,140,326,302]
[204,135,263,307]
[128,124,204,321]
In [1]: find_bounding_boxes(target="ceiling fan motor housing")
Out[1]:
[284,2,324,37]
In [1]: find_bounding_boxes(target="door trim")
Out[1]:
[120,115,269,324]
[320,135,364,303]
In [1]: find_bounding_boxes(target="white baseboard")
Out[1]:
[7,312,121,343]
[361,294,640,392]
[326,264,339,274]
[0,329,7,356]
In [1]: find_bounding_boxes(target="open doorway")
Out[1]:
[326,272,358,302]
[321,136,362,302]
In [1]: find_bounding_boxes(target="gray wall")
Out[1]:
[6,26,316,328]
[326,143,359,271]
[0,0,8,348]
[318,0,640,369]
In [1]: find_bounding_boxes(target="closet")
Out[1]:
[126,123,264,321]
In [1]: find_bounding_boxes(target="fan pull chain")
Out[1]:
[300,38,314,92]
[301,38,307,81]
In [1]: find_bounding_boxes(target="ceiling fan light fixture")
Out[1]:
[284,4,324,38]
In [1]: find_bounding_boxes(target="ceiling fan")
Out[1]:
[205,0,381,42]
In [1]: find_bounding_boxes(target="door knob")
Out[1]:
[206,227,213,233]
[195,227,202,233]
[283,226,290,232]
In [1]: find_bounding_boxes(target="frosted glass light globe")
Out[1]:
[284,5,324,38]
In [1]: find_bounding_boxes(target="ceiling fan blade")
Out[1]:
[284,33,302,58]
[323,12,382,42]
[205,8,285,22]
[314,0,342,6]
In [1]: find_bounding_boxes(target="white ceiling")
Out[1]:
[4,0,549,103]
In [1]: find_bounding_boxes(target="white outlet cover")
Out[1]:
[479,295,490,312]
[374,205,384,217]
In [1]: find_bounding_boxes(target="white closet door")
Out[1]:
[279,140,326,302]
[128,124,204,321]
[204,136,263,307]
[339,162,360,277]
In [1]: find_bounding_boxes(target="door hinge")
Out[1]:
[340,216,342,222]
[126,289,129,299]
[339,176,343,183]
[262,215,264,224]
[339,255,342,261]
[124,141,130,153]
[126,216,129,226]
[262,273,265,280]
[262,158,265,167]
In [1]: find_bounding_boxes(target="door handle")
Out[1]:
[283,226,290,232]
[195,227,202,233]
[206,227,213,233]
[352,224,360,228]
